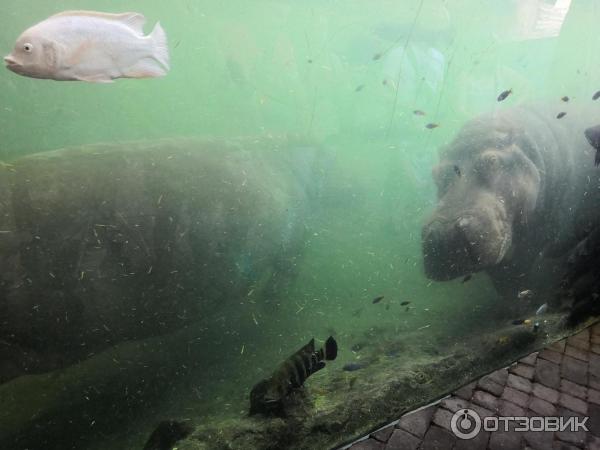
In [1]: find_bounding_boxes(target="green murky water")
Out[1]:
[0,1,599,449]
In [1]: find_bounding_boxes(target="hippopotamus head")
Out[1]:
[422,113,543,281]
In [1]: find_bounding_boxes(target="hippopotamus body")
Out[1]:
[422,106,600,300]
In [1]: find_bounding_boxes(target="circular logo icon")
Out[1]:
[451,408,481,440]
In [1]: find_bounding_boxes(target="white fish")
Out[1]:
[535,303,548,315]
[4,10,169,82]
[517,289,534,300]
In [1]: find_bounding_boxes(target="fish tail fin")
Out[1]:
[322,336,337,361]
[149,21,170,72]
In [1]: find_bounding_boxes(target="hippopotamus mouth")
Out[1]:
[422,208,512,280]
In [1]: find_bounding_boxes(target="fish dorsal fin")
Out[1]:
[51,11,146,34]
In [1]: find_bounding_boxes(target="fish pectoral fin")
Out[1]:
[75,75,114,83]
[124,57,168,79]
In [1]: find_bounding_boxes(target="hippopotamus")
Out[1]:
[422,105,600,299]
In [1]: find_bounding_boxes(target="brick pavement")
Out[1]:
[343,324,600,450]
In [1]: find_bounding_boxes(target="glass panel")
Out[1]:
[0,1,598,449]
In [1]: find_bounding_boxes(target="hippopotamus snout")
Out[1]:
[422,215,481,280]
[422,205,511,281]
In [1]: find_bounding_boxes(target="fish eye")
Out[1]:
[23,43,33,53]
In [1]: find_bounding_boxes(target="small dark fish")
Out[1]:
[348,377,357,389]
[512,319,525,325]
[307,59,313,64]
[372,52,382,61]
[584,125,600,167]
[454,165,461,177]
[497,89,512,102]
[413,110,426,116]
[372,295,384,304]
[351,343,363,352]
[343,362,366,372]
[556,112,567,119]
[425,123,439,129]
[593,91,600,100]
[405,306,409,312]
[561,96,569,102]
[385,304,390,310]
[174,40,181,49]
[382,79,387,85]
[355,84,365,92]
[400,301,411,306]
[249,336,337,415]
[462,274,472,283]
[143,420,193,450]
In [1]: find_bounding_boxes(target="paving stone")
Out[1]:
[385,428,420,450]
[507,373,532,393]
[477,376,504,397]
[509,363,535,380]
[371,424,394,443]
[520,352,538,366]
[471,390,499,413]
[501,386,529,408]
[467,403,496,419]
[350,438,385,450]
[419,425,456,450]
[396,404,436,439]
[535,358,560,389]
[523,429,554,450]
[497,399,525,417]
[488,428,522,450]
[454,430,490,450]
[432,407,453,432]
[560,379,587,399]
[588,434,600,450]
[589,388,600,405]
[487,368,509,386]
[567,334,590,351]
[588,403,600,437]
[528,396,557,416]
[532,382,559,404]
[556,407,588,447]
[564,344,589,362]
[590,374,600,391]
[440,396,469,413]
[558,392,588,415]
[590,353,600,378]
[549,339,566,353]
[561,355,588,386]
[539,348,563,364]
[454,382,476,401]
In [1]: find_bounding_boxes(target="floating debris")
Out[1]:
[462,274,472,283]
[454,165,462,177]
[561,96,569,102]
[497,89,512,102]
[249,336,337,415]
[400,301,411,306]
[535,303,548,315]
[556,112,567,119]
[413,110,426,116]
[417,324,430,330]
[533,322,540,333]
[593,90,600,100]
[385,304,390,310]
[355,84,365,92]
[517,289,534,300]
[372,295,384,304]
[372,52,382,61]
[425,123,439,129]
[307,59,313,64]
[405,306,410,312]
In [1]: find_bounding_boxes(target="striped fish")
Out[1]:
[249,336,337,416]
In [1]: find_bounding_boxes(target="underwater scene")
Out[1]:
[1,0,600,449]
